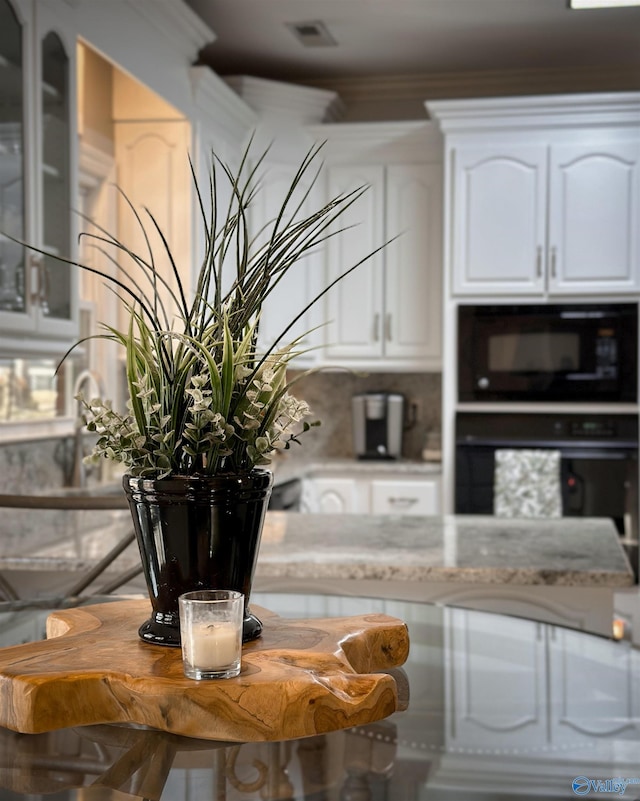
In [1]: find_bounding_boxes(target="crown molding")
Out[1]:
[427,90,640,133]
[224,75,345,123]
[124,0,214,53]
[190,67,257,146]
[306,120,443,162]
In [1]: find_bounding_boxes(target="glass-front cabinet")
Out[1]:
[0,0,77,351]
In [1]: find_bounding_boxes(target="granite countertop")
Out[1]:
[257,513,634,587]
[270,456,441,484]
[0,507,632,588]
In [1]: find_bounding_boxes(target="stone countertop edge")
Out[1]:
[255,513,635,588]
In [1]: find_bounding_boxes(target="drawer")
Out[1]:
[370,478,441,516]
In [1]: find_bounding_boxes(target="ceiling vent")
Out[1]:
[285,20,337,47]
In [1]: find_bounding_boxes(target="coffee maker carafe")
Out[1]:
[352,392,404,460]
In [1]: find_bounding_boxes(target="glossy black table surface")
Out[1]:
[0,591,639,800]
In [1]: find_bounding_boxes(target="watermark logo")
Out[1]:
[572,777,640,796]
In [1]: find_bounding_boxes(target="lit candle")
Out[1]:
[185,621,240,670]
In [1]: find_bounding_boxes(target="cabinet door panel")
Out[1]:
[452,145,547,296]
[252,162,324,362]
[385,164,442,363]
[325,165,384,359]
[114,120,191,328]
[549,626,640,743]
[549,141,640,293]
[445,607,548,749]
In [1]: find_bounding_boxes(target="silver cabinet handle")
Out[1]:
[373,313,380,341]
[536,246,543,278]
[385,313,392,341]
[388,497,418,508]
[28,254,43,307]
[550,246,557,278]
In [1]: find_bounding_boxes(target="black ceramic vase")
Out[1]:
[123,469,273,647]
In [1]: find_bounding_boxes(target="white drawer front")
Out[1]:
[370,478,441,516]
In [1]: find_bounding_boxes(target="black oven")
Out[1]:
[455,411,639,577]
[458,303,638,403]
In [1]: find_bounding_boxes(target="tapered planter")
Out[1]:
[123,469,273,647]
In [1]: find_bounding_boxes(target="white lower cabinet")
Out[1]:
[301,469,442,516]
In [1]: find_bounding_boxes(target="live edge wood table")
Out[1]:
[0,599,409,742]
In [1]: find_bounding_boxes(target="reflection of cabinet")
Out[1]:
[446,607,640,753]
[0,0,78,348]
[429,93,640,298]
[548,626,640,744]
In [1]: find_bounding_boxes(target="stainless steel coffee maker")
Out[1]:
[352,392,404,460]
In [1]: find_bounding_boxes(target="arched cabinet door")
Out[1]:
[548,140,640,295]
[450,144,547,296]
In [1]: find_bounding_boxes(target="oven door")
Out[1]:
[456,442,638,535]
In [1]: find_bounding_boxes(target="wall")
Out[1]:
[287,370,441,462]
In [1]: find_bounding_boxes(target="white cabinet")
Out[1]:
[325,164,384,361]
[302,467,442,516]
[0,0,79,351]
[450,144,547,296]
[324,162,442,369]
[548,139,640,294]
[252,160,326,363]
[430,93,640,299]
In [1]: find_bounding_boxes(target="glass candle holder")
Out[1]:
[178,590,244,680]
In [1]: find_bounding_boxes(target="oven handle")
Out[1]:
[457,438,639,451]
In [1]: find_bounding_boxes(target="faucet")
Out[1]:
[71,369,106,488]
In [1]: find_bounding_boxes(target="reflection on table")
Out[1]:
[0,592,639,800]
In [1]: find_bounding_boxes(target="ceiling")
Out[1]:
[184,0,640,84]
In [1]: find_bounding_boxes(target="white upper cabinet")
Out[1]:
[312,121,443,371]
[325,164,385,361]
[325,161,442,369]
[548,139,640,294]
[429,93,640,299]
[253,160,326,363]
[451,144,547,296]
[0,0,78,351]
[385,164,442,363]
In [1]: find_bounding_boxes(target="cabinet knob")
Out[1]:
[385,313,392,341]
[536,246,543,278]
[550,246,557,278]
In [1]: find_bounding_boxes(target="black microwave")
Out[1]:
[458,303,638,403]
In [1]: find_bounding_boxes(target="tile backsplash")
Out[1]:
[0,372,441,494]
[287,370,441,461]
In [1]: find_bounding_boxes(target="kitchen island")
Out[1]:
[255,512,633,637]
[0,503,632,637]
